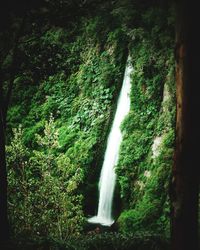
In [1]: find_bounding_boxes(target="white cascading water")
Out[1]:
[88,56,133,226]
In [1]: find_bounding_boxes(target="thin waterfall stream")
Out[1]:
[88,57,133,226]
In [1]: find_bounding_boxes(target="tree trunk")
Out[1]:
[171,1,199,250]
[0,82,9,241]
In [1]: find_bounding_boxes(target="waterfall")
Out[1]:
[88,56,133,226]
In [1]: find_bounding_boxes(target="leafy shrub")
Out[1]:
[7,118,85,240]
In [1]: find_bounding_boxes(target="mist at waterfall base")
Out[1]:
[88,58,133,227]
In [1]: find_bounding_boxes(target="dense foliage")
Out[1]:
[2,0,175,246]
[9,232,169,250]
[116,7,175,234]
[6,4,127,239]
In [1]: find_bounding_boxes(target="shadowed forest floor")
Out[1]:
[1,232,170,250]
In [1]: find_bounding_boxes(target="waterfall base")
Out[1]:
[87,216,114,226]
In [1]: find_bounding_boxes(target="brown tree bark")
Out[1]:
[171,1,199,250]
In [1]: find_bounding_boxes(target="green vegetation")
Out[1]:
[7,232,169,250]
[6,6,127,240]
[7,119,84,239]
[116,7,175,235]
[3,0,175,248]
